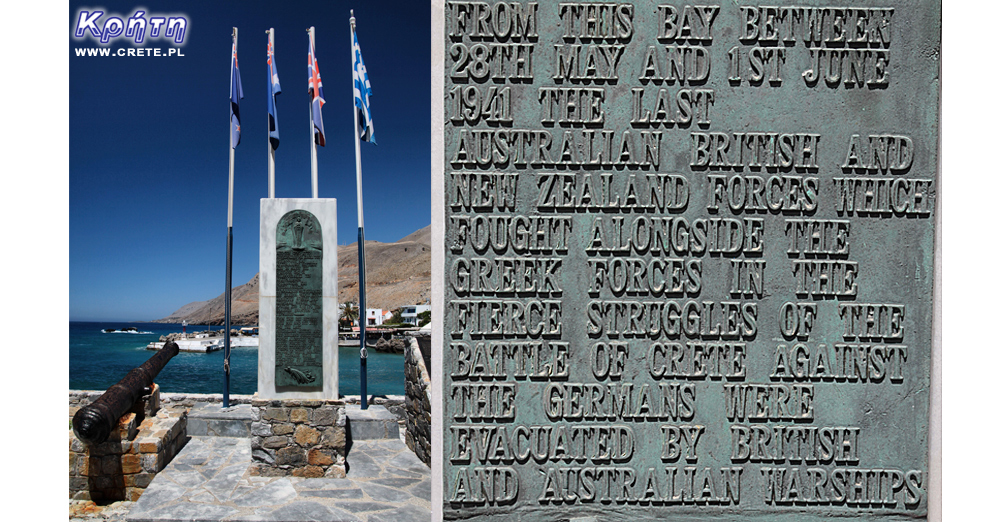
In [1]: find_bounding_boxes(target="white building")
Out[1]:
[365,308,385,327]
[400,304,430,325]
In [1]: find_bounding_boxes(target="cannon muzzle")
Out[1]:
[72,341,180,445]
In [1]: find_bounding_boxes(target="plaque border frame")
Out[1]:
[428,1,941,520]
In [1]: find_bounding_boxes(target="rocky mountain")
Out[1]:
[157,300,210,323]
[156,274,261,326]
[156,225,431,325]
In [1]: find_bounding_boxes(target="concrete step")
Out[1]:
[345,404,400,440]
[186,403,252,437]
[185,403,399,441]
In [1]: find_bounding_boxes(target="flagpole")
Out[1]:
[267,28,275,199]
[268,143,275,198]
[224,26,238,409]
[308,98,316,197]
[309,27,319,199]
[350,11,369,410]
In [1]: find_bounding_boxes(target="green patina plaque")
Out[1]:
[439,1,938,520]
[275,210,323,388]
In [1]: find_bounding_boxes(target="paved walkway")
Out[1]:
[126,436,430,522]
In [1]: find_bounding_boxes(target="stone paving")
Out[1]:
[124,436,430,522]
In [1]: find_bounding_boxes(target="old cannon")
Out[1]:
[72,341,180,445]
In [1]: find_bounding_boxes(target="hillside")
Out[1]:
[157,300,210,323]
[156,225,431,325]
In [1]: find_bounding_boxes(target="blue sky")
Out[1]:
[69,0,430,321]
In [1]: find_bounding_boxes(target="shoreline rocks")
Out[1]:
[374,337,406,354]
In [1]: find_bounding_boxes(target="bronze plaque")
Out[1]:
[438,1,938,520]
[275,209,323,388]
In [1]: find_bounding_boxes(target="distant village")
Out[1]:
[338,303,431,330]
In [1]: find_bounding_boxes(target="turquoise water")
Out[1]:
[69,322,405,396]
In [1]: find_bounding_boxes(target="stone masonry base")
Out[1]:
[249,396,348,478]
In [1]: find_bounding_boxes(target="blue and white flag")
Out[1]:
[230,37,243,149]
[266,30,281,150]
[308,29,326,147]
[352,29,374,144]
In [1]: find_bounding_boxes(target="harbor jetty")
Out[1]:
[143,328,415,353]
[145,330,258,353]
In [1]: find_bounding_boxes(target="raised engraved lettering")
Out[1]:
[631,87,714,126]
[831,177,933,216]
[587,300,758,340]
[558,3,634,40]
[451,340,570,380]
[691,132,820,169]
[448,1,538,40]
[658,5,720,42]
[731,425,860,463]
[724,383,814,421]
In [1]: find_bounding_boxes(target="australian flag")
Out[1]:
[267,31,281,150]
[230,36,243,149]
[308,30,326,147]
[352,29,374,144]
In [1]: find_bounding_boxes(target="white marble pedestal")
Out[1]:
[258,198,338,399]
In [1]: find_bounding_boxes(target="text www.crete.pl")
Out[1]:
[74,47,184,57]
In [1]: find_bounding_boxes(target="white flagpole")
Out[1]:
[267,28,275,199]
[268,134,275,198]
[309,98,317,197]
[350,10,369,410]
[309,27,319,198]
[351,18,365,229]
[228,29,236,229]
[229,150,235,227]
[224,26,238,409]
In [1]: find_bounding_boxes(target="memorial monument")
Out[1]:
[259,198,339,399]
[251,199,351,477]
[434,1,939,520]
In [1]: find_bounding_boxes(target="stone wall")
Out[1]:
[70,391,257,409]
[404,333,431,466]
[69,385,187,502]
[414,330,432,379]
[249,399,348,478]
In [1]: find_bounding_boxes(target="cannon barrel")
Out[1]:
[72,341,180,445]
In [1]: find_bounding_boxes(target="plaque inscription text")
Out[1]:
[275,210,323,388]
[440,1,938,520]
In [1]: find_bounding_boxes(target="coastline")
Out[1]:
[70,322,407,396]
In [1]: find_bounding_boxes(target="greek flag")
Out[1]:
[352,29,374,144]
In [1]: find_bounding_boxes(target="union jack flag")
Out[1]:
[308,29,325,147]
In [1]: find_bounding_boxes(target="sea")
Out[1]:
[69,322,405,396]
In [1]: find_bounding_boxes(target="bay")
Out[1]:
[69,321,405,396]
